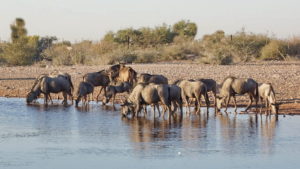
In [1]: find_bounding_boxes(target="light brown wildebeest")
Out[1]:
[174,79,210,115]
[106,63,126,82]
[115,66,137,85]
[121,83,173,119]
[75,81,94,107]
[26,74,74,105]
[106,64,137,86]
[137,73,168,84]
[216,76,259,114]
[258,83,279,116]
[83,70,110,103]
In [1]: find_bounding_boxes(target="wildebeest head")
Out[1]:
[26,90,41,104]
[120,100,134,117]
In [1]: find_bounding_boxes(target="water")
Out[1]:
[0,97,300,169]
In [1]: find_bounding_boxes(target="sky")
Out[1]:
[1,0,300,42]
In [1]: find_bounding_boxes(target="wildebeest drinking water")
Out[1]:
[216,76,259,114]
[174,79,210,115]
[26,73,74,105]
[83,70,110,102]
[75,81,94,107]
[258,83,279,116]
[103,82,132,106]
[121,83,173,119]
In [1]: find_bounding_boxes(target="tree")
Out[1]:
[102,31,115,42]
[172,20,197,39]
[114,28,143,48]
[10,18,27,43]
[36,36,57,60]
[2,18,38,65]
[152,24,174,45]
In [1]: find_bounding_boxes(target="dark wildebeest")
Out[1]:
[167,84,183,116]
[258,83,279,116]
[137,73,168,84]
[28,72,74,103]
[26,74,74,105]
[83,70,110,103]
[121,83,172,119]
[103,82,132,106]
[174,79,210,115]
[195,79,217,108]
[75,81,94,107]
[216,76,259,114]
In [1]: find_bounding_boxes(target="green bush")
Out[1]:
[2,37,38,65]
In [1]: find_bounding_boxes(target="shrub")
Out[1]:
[2,37,38,65]
[260,40,287,60]
[135,48,159,63]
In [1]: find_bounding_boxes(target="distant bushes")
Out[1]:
[1,18,300,66]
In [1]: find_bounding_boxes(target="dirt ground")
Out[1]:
[0,61,299,114]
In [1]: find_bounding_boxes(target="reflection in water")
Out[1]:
[0,98,299,169]
[122,108,279,156]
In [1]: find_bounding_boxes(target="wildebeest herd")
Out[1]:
[26,63,280,119]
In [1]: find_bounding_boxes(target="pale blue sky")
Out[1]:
[1,0,299,42]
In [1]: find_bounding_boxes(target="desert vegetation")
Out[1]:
[0,18,300,66]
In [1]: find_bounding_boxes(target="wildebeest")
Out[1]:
[216,76,259,113]
[106,64,137,85]
[195,78,217,107]
[83,70,110,102]
[166,84,183,116]
[103,82,132,106]
[121,83,172,119]
[26,74,74,105]
[137,73,168,84]
[106,63,125,82]
[174,79,210,115]
[75,81,94,107]
[258,83,279,116]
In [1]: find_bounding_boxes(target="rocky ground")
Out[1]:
[0,61,299,114]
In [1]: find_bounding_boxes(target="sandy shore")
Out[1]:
[0,61,299,114]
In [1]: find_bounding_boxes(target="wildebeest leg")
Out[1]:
[75,96,81,107]
[245,94,253,112]
[62,92,68,105]
[151,105,156,118]
[84,95,87,106]
[96,87,104,103]
[44,93,48,105]
[155,104,162,118]
[47,94,53,104]
[182,93,189,115]
[143,105,148,116]
[195,95,201,115]
[265,99,269,116]
[172,101,178,115]
[204,92,210,115]
[112,94,116,106]
[134,104,141,118]
[224,96,231,113]
[232,96,237,113]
